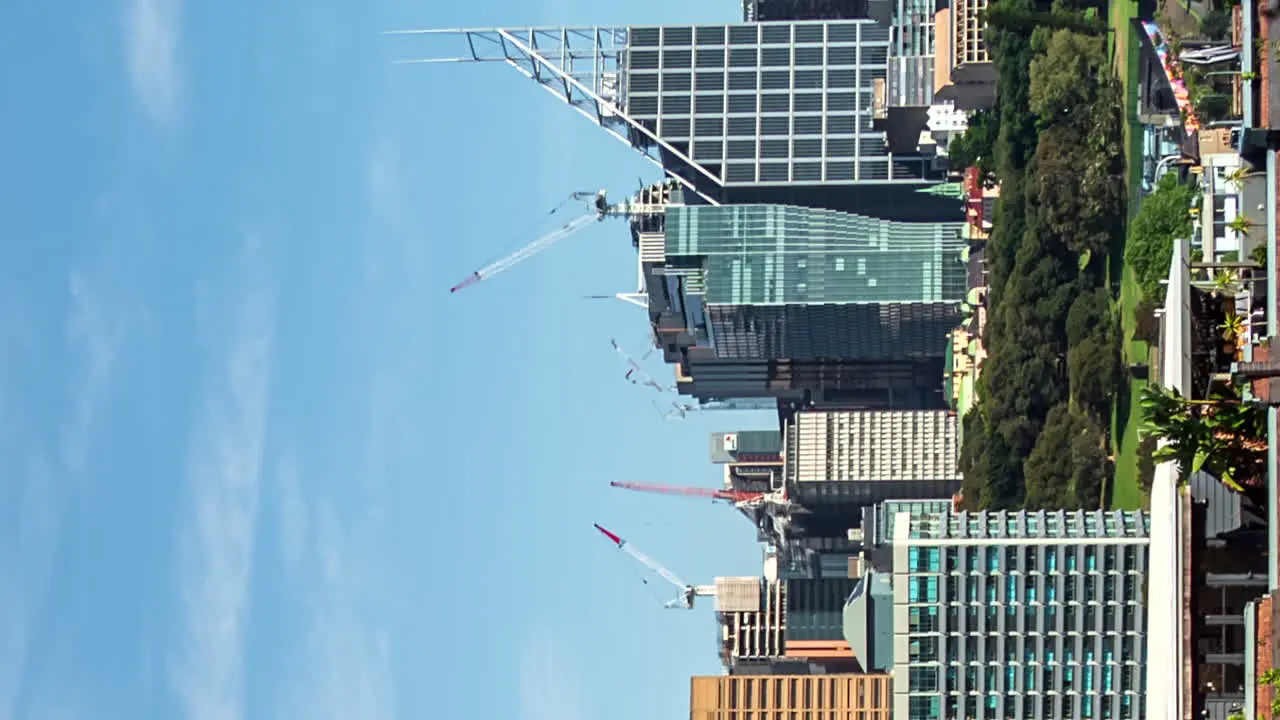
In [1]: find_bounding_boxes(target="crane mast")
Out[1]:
[449,190,669,293]
[594,523,715,610]
[609,481,787,509]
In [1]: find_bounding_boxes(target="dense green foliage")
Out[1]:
[958,0,1124,510]
[1125,172,1198,302]
[1138,384,1268,492]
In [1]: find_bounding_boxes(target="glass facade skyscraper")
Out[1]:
[624,21,940,188]
[884,508,1151,720]
[663,203,964,360]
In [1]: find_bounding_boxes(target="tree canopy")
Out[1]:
[1125,171,1198,302]
[958,0,1125,510]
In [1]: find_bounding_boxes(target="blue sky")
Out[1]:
[1,1,773,718]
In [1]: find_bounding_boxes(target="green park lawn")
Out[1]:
[1107,0,1151,510]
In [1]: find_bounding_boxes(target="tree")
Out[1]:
[1066,288,1113,347]
[1126,172,1197,302]
[1199,10,1231,40]
[1068,334,1120,418]
[1024,403,1110,508]
[948,109,998,179]
[1029,30,1108,122]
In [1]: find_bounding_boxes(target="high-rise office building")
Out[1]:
[636,191,965,410]
[690,673,892,720]
[844,505,1152,720]
[785,409,961,487]
[417,21,960,221]
[624,21,948,219]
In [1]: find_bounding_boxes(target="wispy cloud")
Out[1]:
[275,449,307,575]
[270,494,396,720]
[123,0,183,126]
[270,370,399,720]
[518,629,587,720]
[170,239,274,720]
[0,269,136,716]
[61,270,132,473]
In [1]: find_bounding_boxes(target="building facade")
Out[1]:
[784,410,963,509]
[845,506,1152,720]
[690,673,892,720]
[716,576,862,672]
[625,22,934,187]
[640,198,965,410]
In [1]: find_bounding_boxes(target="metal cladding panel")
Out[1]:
[715,576,763,612]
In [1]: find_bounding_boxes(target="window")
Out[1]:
[908,667,938,692]
[908,606,939,632]
[908,547,940,573]
[1046,547,1057,573]
[908,695,939,720]
[909,637,939,662]
[987,548,999,572]
[1085,546,1097,572]
[908,576,938,603]
[1066,551,1077,572]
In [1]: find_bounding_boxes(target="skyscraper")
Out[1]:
[636,193,965,409]
[845,505,1152,720]
[410,20,961,221]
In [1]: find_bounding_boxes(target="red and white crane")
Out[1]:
[593,523,715,610]
[609,481,788,509]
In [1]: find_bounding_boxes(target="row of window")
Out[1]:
[630,69,873,94]
[629,45,887,71]
[629,23,876,49]
[687,160,931,184]
[908,602,1143,636]
[906,544,1145,574]
[909,509,1148,540]
[912,692,1141,720]
[630,91,871,117]
[932,634,1143,666]
[910,663,1140,696]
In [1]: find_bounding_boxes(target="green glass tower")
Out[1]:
[663,204,965,361]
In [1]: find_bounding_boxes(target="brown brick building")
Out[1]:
[689,674,891,720]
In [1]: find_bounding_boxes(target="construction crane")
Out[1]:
[610,337,672,393]
[657,398,778,420]
[609,481,788,509]
[593,523,715,610]
[450,190,610,293]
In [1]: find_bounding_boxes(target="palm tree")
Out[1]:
[1211,269,1239,297]
[1220,311,1246,354]
[1227,213,1259,235]
[1225,165,1258,191]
